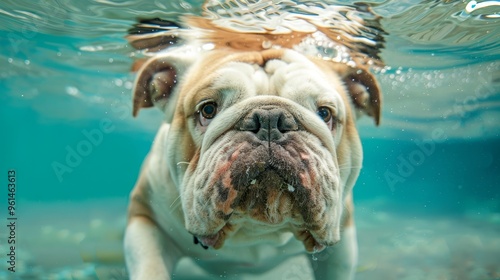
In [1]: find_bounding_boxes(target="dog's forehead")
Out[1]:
[201,49,346,108]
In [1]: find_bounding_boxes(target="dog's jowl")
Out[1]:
[124,1,384,279]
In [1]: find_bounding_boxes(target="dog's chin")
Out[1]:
[193,222,332,253]
[189,171,292,250]
[185,131,341,252]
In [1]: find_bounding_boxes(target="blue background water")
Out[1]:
[0,0,499,279]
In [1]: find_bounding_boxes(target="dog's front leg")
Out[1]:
[309,226,358,280]
[313,226,358,280]
[124,215,181,280]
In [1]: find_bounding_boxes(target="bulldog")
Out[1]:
[124,2,384,279]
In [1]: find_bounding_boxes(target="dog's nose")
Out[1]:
[238,106,298,142]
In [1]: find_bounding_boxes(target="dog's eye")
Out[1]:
[316,106,337,131]
[201,102,217,119]
[317,107,332,123]
[198,102,217,126]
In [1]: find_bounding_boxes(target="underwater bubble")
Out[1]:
[66,86,80,97]
[124,81,133,89]
[114,79,123,87]
[24,60,30,65]
[262,40,272,49]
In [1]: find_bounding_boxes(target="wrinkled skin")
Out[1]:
[125,48,380,280]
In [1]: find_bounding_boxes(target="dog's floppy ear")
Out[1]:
[317,61,382,126]
[132,56,178,117]
[343,68,382,126]
[127,18,192,118]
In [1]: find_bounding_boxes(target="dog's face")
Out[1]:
[132,48,381,252]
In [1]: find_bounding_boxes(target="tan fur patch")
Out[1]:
[127,159,154,221]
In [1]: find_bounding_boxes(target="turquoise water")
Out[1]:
[1,0,499,279]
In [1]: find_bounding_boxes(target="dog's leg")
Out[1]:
[124,215,181,280]
[310,193,358,280]
[309,225,358,280]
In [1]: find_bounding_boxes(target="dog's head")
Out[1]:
[132,47,381,251]
[128,2,384,252]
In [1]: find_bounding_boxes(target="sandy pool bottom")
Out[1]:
[1,198,499,280]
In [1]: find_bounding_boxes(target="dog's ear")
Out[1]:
[315,61,382,126]
[132,56,178,117]
[343,69,382,126]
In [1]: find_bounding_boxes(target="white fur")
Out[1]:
[125,50,360,279]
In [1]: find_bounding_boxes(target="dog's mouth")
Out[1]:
[193,227,329,253]
[184,131,341,253]
[193,231,222,250]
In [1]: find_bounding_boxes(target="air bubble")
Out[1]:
[66,86,80,97]
[262,40,272,49]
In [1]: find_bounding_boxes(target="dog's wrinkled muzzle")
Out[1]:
[183,100,341,252]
